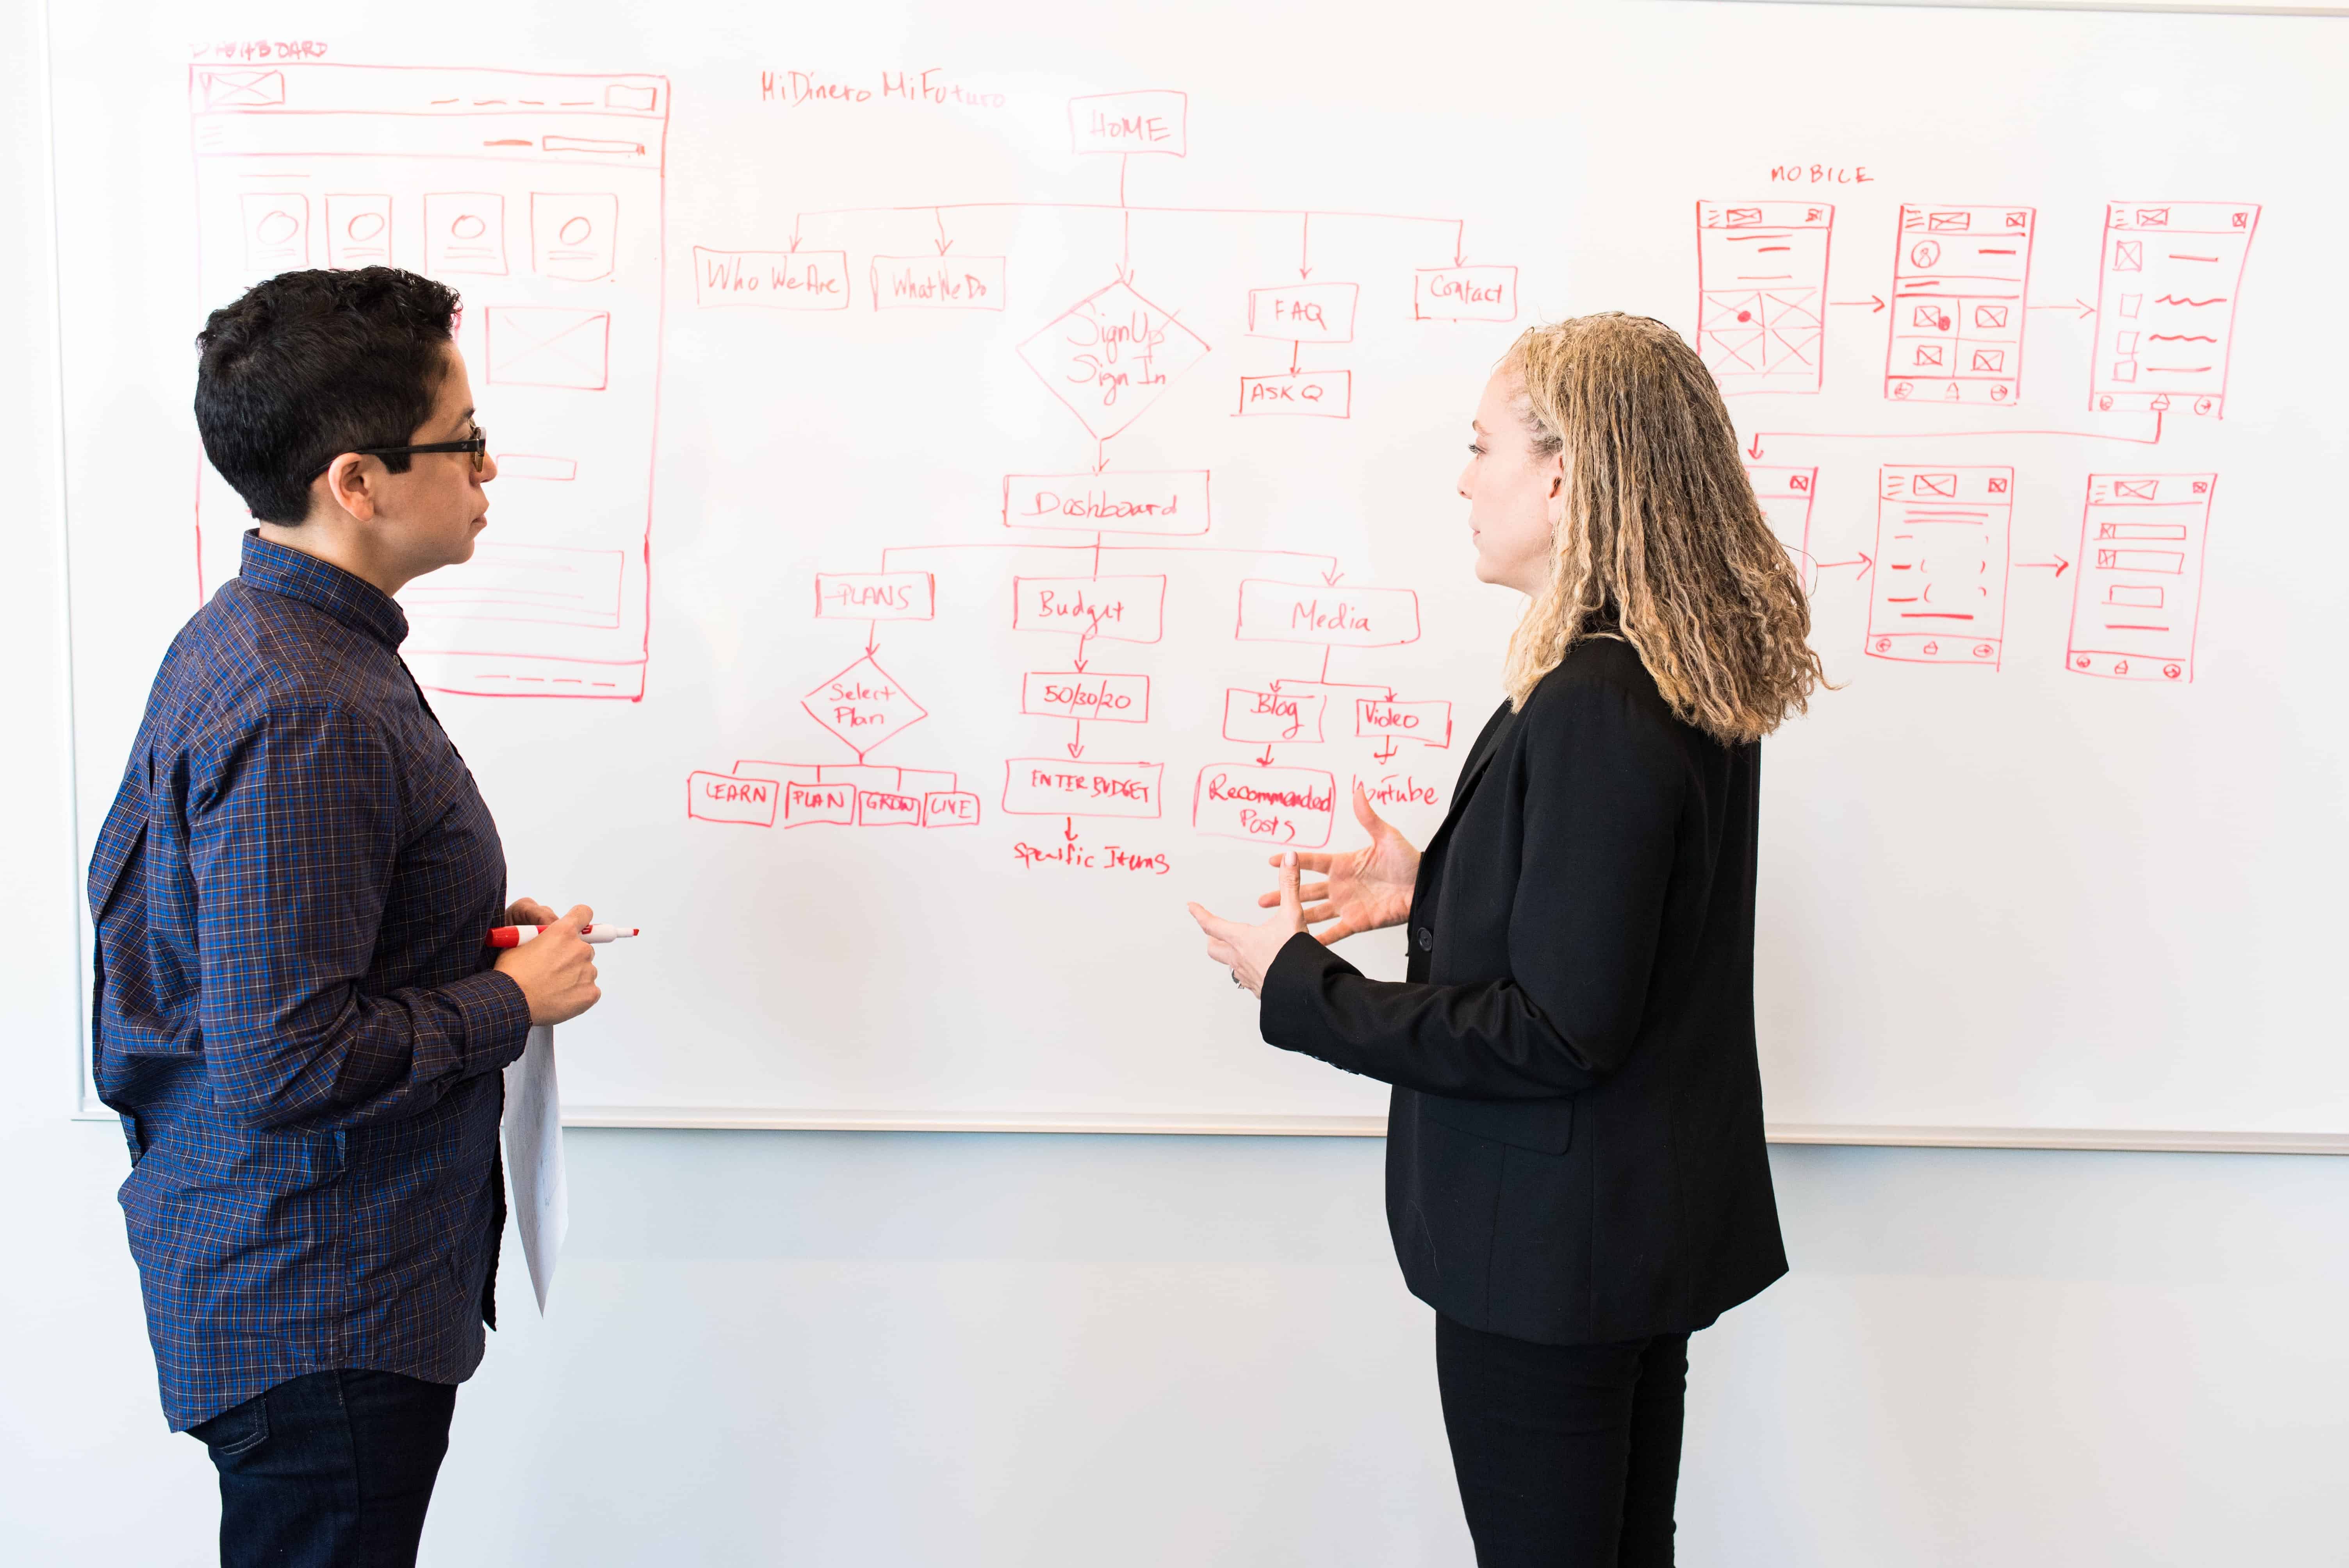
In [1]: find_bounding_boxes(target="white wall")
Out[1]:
[6,5,2344,1561]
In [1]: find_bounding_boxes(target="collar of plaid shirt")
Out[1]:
[239,528,411,649]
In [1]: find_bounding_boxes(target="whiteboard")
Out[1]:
[46,0,2349,1145]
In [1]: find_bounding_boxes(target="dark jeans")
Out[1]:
[1435,1314,1691,1568]
[187,1368,458,1568]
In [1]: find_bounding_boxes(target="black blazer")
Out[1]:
[1260,636,1786,1344]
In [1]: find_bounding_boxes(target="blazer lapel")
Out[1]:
[1418,701,1515,862]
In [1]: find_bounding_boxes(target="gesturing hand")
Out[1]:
[1258,781,1420,944]
[493,903,603,1026]
[1189,852,1307,999]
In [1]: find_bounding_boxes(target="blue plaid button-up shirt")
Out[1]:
[89,531,532,1431]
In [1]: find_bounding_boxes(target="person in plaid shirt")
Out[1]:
[88,267,605,1567]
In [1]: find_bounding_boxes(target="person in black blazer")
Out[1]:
[1189,313,1825,1567]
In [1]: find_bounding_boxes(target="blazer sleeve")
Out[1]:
[1259,677,1685,1098]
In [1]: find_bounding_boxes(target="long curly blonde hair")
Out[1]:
[1500,313,1825,744]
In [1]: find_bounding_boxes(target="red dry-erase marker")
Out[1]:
[486,924,640,948]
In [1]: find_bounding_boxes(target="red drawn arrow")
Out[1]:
[932,208,952,255]
[1452,219,1466,268]
[1256,746,1276,766]
[2015,555,2071,576]
[1064,816,1079,845]
[1073,631,1091,671]
[1093,438,1110,476]
[787,217,802,254]
[1066,720,1085,759]
[1814,552,1874,578]
[1744,409,2160,463]
[2027,298,2097,319]
[1372,739,1401,764]
[1320,564,1343,586]
[1116,211,1133,286]
[1299,213,1313,280]
[1829,295,1886,313]
[864,620,880,656]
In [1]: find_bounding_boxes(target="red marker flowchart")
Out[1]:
[688,90,1511,858]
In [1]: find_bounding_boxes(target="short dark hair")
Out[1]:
[194,267,462,524]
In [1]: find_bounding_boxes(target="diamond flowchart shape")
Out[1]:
[802,654,927,758]
[1017,279,1211,440]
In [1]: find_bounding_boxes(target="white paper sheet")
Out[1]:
[501,1024,568,1312]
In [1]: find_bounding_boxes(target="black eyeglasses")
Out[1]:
[316,425,489,478]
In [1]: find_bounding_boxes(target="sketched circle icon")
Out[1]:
[1921,640,1941,657]
[2194,397,2216,415]
[2163,663,2182,680]
[1892,381,1913,399]
[1991,384,2009,401]
[1909,240,1941,268]
[560,216,594,244]
[255,211,299,244]
[2114,661,2130,677]
[2075,655,2092,669]
[451,214,487,240]
[2097,396,2114,411]
[1973,644,1994,660]
[346,212,385,241]
[1874,638,1893,653]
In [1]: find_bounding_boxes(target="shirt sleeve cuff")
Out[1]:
[446,969,533,1074]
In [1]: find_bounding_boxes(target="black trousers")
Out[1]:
[188,1368,458,1568]
[1435,1314,1691,1568]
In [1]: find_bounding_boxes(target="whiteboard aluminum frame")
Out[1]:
[556,1106,2349,1155]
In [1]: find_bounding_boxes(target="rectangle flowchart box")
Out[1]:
[693,247,850,310]
[1355,698,1452,747]
[858,789,925,827]
[686,771,777,827]
[1068,91,1186,155]
[1235,581,1421,648]
[923,792,982,827]
[781,780,859,828]
[1192,764,1337,848]
[1238,370,1350,417]
[1413,265,1518,322]
[1223,688,1326,744]
[1012,576,1165,643]
[1001,471,1209,536]
[815,572,934,620]
[1246,283,1359,343]
[1022,672,1151,724]
[870,255,1005,309]
[1002,759,1165,818]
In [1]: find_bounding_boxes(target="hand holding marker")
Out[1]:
[487,903,629,1026]
[488,923,641,947]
